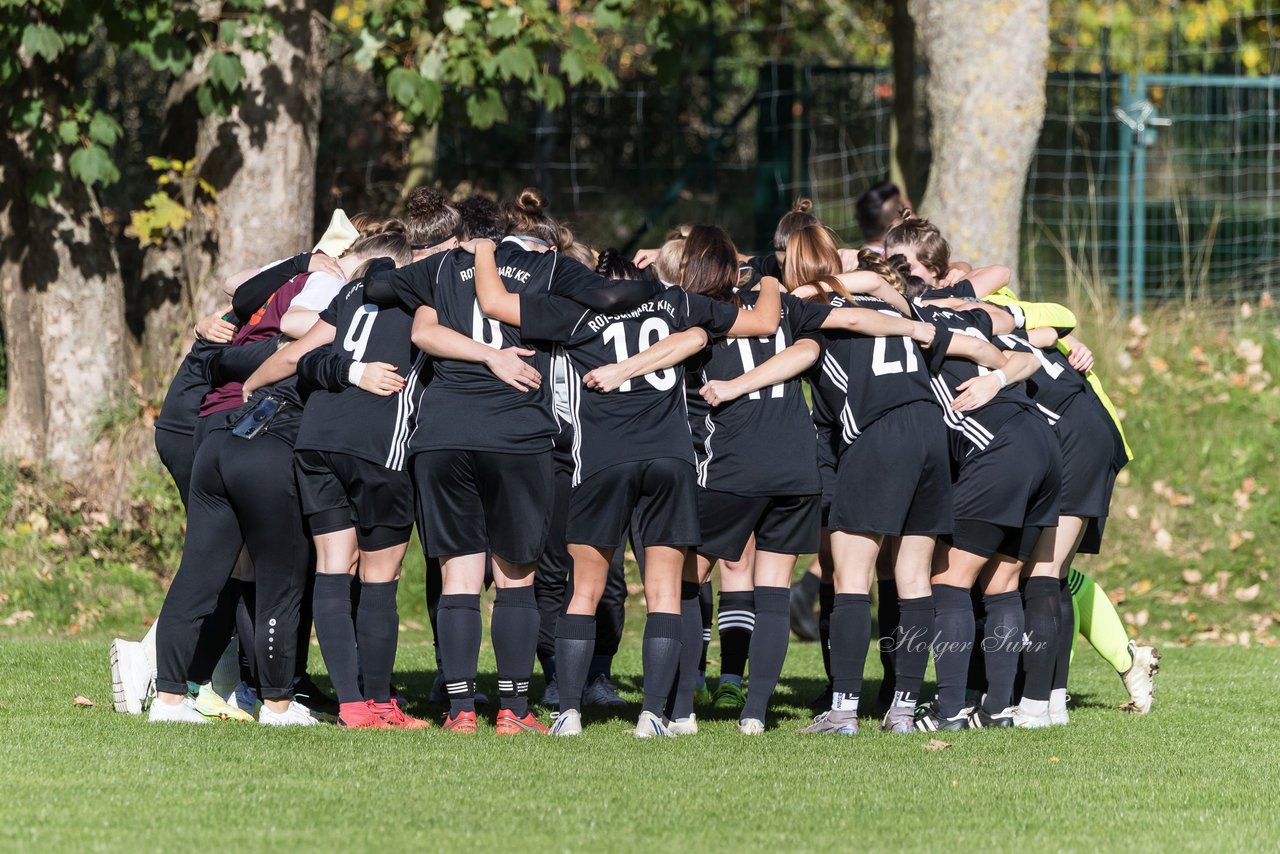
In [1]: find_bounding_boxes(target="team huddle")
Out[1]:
[110,180,1161,735]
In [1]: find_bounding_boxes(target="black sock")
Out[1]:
[742,586,789,721]
[670,583,704,720]
[554,614,596,713]
[493,586,539,717]
[355,579,399,704]
[717,590,753,681]
[932,584,975,718]
[642,612,683,716]
[437,593,481,716]
[698,582,713,676]
[967,587,987,698]
[1052,577,1074,693]
[587,654,612,682]
[981,591,1025,713]
[312,574,360,704]
[829,593,872,711]
[893,595,934,708]
[1020,577,1060,704]
[876,579,900,703]
[818,582,835,683]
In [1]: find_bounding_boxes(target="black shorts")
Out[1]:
[1055,394,1127,554]
[828,401,953,537]
[697,490,820,561]
[815,424,840,527]
[413,449,553,564]
[294,449,414,551]
[568,458,700,550]
[949,409,1063,561]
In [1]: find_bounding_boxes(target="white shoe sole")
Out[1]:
[110,639,153,715]
[1120,644,1161,714]
[737,719,765,735]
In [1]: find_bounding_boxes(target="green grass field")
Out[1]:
[4,632,1277,851]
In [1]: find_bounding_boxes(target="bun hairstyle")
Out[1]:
[884,216,950,281]
[500,186,562,248]
[679,225,742,305]
[405,186,462,248]
[773,197,821,251]
[654,224,691,284]
[455,194,502,241]
[595,248,654,282]
[885,253,930,300]
[854,181,903,242]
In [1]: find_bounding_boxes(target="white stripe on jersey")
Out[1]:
[696,369,715,488]
[929,376,993,450]
[840,402,862,444]
[1035,402,1061,426]
[387,351,428,470]
[399,352,430,467]
[569,363,586,487]
[821,351,848,393]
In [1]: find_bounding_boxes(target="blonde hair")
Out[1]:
[654,224,691,283]
[783,223,842,294]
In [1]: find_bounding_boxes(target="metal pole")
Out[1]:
[1132,75,1148,317]
[1116,72,1131,316]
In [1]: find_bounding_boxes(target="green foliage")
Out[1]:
[127,157,215,248]
[1,0,278,207]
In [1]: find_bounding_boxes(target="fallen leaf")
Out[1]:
[1182,569,1203,585]
[1049,756,1060,763]
[1154,529,1173,553]
[2,610,34,627]
[1235,584,1261,602]
[73,696,94,707]
[924,739,951,751]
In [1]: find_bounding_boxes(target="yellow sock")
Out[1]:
[1067,568,1133,674]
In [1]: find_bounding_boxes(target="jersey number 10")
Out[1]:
[602,318,676,391]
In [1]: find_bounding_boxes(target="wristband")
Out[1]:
[993,368,1008,388]
[348,361,367,387]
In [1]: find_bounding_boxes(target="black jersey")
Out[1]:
[815,293,937,448]
[294,280,428,471]
[155,342,221,435]
[686,292,830,496]
[992,333,1088,421]
[917,304,1046,457]
[520,285,739,485]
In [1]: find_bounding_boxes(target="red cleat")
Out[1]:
[495,709,549,735]
[441,709,478,734]
[372,698,432,730]
[339,701,389,729]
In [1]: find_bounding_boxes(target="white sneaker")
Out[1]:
[1011,705,1052,729]
[1120,642,1161,714]
[1048,706,1070,726]
[110,638,154,714]
[258,699,320,727]
[634,710,673,738]
[668,714,698,736]
[550,708,583,736]
[148,695,211,724]
[737,718,765,735]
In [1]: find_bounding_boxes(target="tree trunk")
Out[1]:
[190,0,333,307]
[891,0,921,203]
[0,145,129,486]
[907,0,1048,271]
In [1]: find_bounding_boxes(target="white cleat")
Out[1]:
[668,714,698,736]
[148,696,212,724]
[258,699,320,727]
[1011,705,1052,729]
[737,718,765,735]
[1120,642,1161,714]
[110,638,155,714]
[550,709,583,736]
[634,710,673,738]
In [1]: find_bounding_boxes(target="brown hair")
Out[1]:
[347,212,402,238]
[679,225,741,305]
[405,187,461,248]
[773,197,821,251]
[499,187,561,247]
[783,223,842,294]
[347,228,413,273]
[884,216,950,280]
[558,224,596,267]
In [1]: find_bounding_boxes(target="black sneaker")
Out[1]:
[968,706,1014,729]
[292,675,340,717]
[789,584,820,642]
[913,703,970,732]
